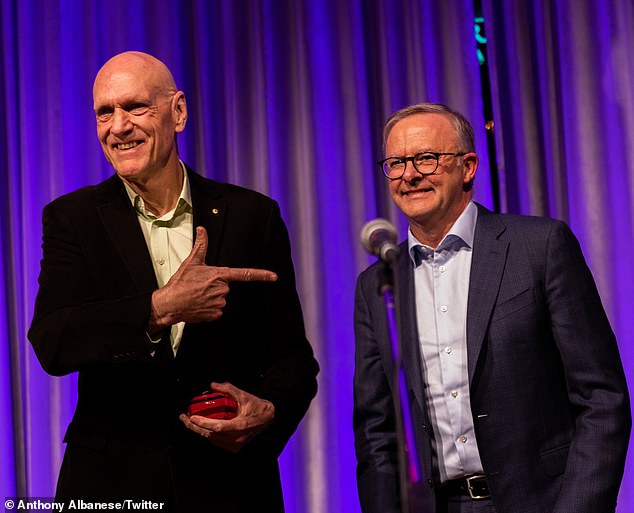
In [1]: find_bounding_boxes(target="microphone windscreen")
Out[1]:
[360,218,398,256]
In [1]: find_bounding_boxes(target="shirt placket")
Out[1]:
[434,249,467,470]
[150,220,170,288]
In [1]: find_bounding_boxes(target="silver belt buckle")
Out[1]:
[466,474,491,500]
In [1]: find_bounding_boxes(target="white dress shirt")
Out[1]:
[123,162,193,355]
[407,201,484,482]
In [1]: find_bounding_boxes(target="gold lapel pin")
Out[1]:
[211,208,219,215]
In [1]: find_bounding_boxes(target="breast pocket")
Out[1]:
[491,287,535,323]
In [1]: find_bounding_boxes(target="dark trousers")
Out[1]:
[436,494,497,513]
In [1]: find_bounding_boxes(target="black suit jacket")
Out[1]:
[354,204,630,513]
[29,167,319,512]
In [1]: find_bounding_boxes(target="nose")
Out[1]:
[401,158,422,183]
[110,107,133,136]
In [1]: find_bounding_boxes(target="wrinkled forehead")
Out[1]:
[93,54,176,106]
[93,70,154,106]
[386,113,459,154]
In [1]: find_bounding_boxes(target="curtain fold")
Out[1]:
[1,1,632,511]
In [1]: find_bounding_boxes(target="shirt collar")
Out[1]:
[407,201,478,266]
[123,161,192,221]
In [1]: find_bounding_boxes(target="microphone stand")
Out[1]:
[379,252,426,513]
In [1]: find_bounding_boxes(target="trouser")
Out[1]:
[436,495,497,513]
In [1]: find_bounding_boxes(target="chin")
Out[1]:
[399,203,436,222]
[111,160,148,178]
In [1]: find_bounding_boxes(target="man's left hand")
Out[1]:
[179,382,275,453]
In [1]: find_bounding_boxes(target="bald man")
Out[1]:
[29,52,318,511]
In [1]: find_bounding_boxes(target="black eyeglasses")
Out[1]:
[378,151,466,180]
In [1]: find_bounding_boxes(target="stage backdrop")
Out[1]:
[1,1,633,512]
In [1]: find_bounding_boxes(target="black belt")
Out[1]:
[438,474,491,500]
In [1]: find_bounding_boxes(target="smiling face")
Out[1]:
[386,113,477,245]
[92,52,187,184]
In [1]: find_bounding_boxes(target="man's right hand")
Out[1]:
[148,226,277,332]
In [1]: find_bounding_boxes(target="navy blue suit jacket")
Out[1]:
[354,204,630,513]
[30,167,318,512]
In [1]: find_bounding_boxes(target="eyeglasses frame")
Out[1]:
[378,151,467,180]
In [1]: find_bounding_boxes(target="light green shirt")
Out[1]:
[123,162,193,355]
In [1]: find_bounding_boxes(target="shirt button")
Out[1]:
[440,305,448,312]
[445,346,452,354]
[439,265,446,273]
[157,258,165,266]
[451,390,458,398]
[459,435,468,444]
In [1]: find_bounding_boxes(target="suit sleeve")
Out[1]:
[28,202,155,376]
[353,270,401,513]
[545,222,631,512]
[253,201,319,454]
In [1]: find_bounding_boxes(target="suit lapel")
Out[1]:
[396,244,427,411]
[187,169,226,266]
[97,176,158,294]
[466,205,508,382]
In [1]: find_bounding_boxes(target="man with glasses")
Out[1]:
[353,103,630,513]
[29,51,318,511]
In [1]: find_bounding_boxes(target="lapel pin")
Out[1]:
[211,208,219,215]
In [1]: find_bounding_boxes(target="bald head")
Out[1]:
[93,51,178,102]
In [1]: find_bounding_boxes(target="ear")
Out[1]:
[172,91,188,133]
[462,152,478,184]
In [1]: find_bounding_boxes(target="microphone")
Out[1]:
[361,219,399,262]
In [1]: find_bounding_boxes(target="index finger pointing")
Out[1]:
[224,268,278,283]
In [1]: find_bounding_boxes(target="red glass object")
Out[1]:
[188,391,238,419]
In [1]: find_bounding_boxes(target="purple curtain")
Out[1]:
[1,0,632,511]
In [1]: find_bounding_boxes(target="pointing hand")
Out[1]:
[149,227,277,330]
